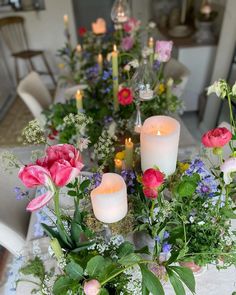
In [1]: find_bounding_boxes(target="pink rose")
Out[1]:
[201,127,232,148]
[123,18,140,33]
[121,36,134,51]
[118,88,133,105]
[155,41,173,62]
[142,168,165,199]
[84,280,101,295]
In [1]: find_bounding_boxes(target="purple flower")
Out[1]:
[153,60,161,71]
[162,242,172,253]
[102,69,112,80]
[85,64,99,82]
[104,116,113,125]
[90,173,102,188]
[121,169,136,193]
[14,187,29,200]
[185,158,219,198]
[121,36,134,51]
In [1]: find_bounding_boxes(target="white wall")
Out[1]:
[200,0,236,130]
[1,0,77,86]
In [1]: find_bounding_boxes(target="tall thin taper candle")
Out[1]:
[125,138,134,170]
[148,37,154,66]
[97,53,103,74]
[112,44,119,112]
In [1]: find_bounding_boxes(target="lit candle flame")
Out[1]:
[157,130,161,136]
[76,44,82,52]
[113,44,117,52]
[76,90,82,100]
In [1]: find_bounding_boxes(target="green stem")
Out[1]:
[150,199,156,223]
[54,189,60,218]
[100,260,153,286]
[17,279,41,287]
[227,94,236,151]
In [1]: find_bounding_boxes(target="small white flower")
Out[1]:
[207,80,228,98]
[189,216,195,223]
[197,221,205,226]
[220,157,236,185]
[232,81,236,96]
[148,21,156,29]
[128,59,139,68]
[124,64,131,72]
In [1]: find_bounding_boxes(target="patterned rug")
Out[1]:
[0,97,33,147]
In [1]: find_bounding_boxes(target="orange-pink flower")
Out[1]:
[201,127,232,148]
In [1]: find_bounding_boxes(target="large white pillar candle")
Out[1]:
[91,173,128,223]
[140,116,180,176]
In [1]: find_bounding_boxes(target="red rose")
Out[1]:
[201,127,232,148]
[118,88,133,106]
[78,27,87,37]
[142,168,165,199]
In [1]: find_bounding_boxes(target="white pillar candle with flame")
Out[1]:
[140,116,180,176]
[91,173,128,223]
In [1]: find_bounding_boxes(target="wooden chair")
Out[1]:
[0,16,56,86]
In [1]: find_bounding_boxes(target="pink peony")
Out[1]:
[142,168,165,199]
[201,127,232,148]
[84,280,101,295]
[123,18,140,33]
[121,36,134,51]
[155,41,173,62]
[118,88,133,105]
[19,144,84,211]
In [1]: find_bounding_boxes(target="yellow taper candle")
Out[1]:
[112,44,119,112]
[148,37,154,66]
[114,158,123,173]
[97,53,103,74]
[63,14,69,28]
[125,138,134,170]
[76,90,83,111]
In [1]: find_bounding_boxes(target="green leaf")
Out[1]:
[99,288,109,295]
[135,246,150,255]
[20,257,45,282]
[79,179,91,192]
[68,190,77,197]
[71,221,83,246]
[167,268,186,295]
[117,242,135,258]
[170,266,195,294]
[140,264,165,295]
[53,276,76,295]
[71,241,95,253]
[142,284,149,295]
[56,221,73,248]
[86,256,106,278]
[41,223,68,249]
[177,181,197,197]
[118,253,142,265]
[65,261,83,280]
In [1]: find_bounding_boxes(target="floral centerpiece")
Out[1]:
[2,79,236,295]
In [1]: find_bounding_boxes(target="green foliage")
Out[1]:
[140,264,165,295]
[20,257,45,282]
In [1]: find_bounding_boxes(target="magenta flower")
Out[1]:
[18,144,84,212]
[155,41,173,62]
[121,36,134,51]
[123,18,141,33]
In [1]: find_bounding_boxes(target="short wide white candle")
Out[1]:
[91,173,128,223]
[140,116,180,176]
